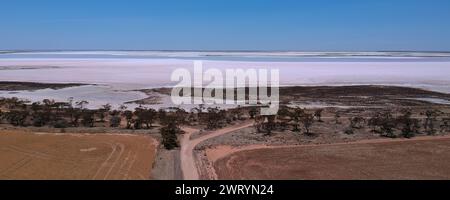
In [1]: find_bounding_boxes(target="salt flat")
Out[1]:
[0,53,449,108]
[1,58,449,90]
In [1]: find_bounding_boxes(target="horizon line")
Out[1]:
[2,49,450,53]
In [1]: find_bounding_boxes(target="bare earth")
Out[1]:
[212,136,450,180]
[0,131,158,180]
[180,121,253,180]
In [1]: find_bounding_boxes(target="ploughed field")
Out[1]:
[0,131,157,180]
[214,137,450,180]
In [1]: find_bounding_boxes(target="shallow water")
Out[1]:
[404,98,450,105]
[0,85,147,109]
[3,51,450,62]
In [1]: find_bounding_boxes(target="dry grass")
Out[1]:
[214,137,450,180]
[0,131,157,180]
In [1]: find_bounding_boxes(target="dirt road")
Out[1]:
[180,122,253,180]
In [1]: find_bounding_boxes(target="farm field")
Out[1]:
[0,131,157,180]
[212,136,450,180]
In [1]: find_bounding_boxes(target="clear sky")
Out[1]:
[1,0,450,51]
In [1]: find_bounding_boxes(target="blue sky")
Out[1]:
[1,0,450,51]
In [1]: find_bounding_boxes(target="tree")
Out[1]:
[42,99,55,108]
[424,110,439,135]
[397,110,417,138]
[158,109,169,125]
[160,121,181,150]
[133,107,145,129]
[265,115,277,135]
[350,116,365,129]
[441,118,450,133]
[379,112,396,138]
[30,102,42,112]
[314,109,324,122]
[109,110,122,128]
[81,110,95,127]
[345,116,366,135]
[158,109,182,150]
[276,106,291,131]
[134,107,157,129]
[69,108,82,127]
[31,110,53,127]
[277,106,290,118]
[203,107,226,130]
[301,113,315,136]
[290,107,305,132]
[158,109,183,130]
[109,109,121,117]
[252,114,277,135]
[98,104,111,122]
[368,112,383,133]
[175,108,189,125]
[2,97,25,109]
[144,108,157,128]
[122,110,134,129]
[5,110,29,126]
[253,115,265,133]
[109,116,122,128]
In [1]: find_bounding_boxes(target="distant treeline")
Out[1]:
[1,97,449,149]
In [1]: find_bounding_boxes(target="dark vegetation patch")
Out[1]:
[0,81,86,91]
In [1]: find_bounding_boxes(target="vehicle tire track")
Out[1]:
[92,143,117,180]
[123,154,138,180]
[0,156,31,176]
[103,143,125,180]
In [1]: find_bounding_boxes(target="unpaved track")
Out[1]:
[180,121,253,180]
